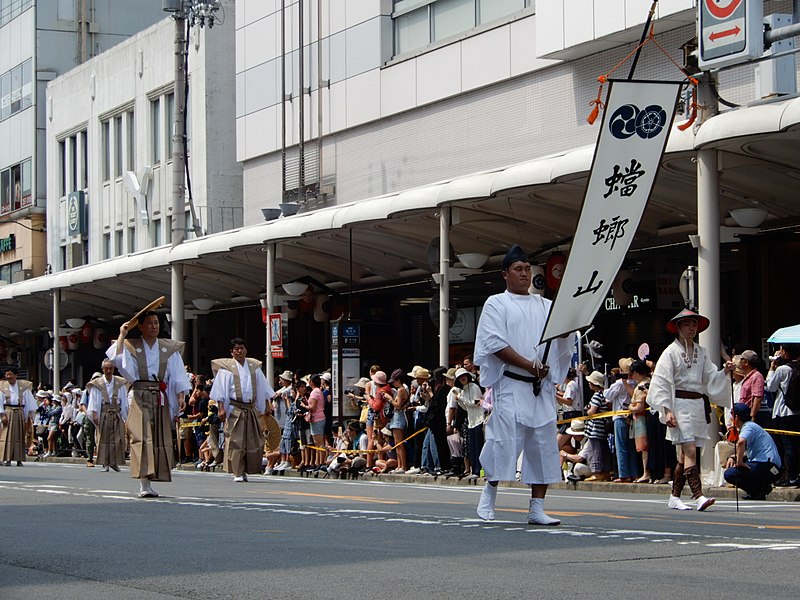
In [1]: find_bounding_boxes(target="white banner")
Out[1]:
[542,80,681,342]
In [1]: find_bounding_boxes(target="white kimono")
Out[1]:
[648,339,730,444]
[106,340,191,418]
[474,291,574,484]
[87,376,130,421]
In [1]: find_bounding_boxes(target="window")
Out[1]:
[101,119,111,182]
[0,71,9,121]
[0,159,31,214]
[115,230,123,256]
[0,261,22,284]
[103,233,111,260]
[59,140,67,197]
[69,135,77,192]
[185,210,194,240]
[0,168,9,213]
[80,130,88,189]
[21,59,32,110]
[128,226,136,253]
[9,64,21,114]
[114,115,123,178]
[393,0,533,55]
[165,93,175,160]
[166,216,172,244]
[126,110,135,171]
[153,219,162,247]
[151,98,161,164]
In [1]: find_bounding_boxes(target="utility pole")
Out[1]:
[162,1,221,341]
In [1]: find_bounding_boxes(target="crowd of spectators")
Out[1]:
[15,340,800,499]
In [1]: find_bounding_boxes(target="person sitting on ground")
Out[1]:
[559,419,592,481]
[723,402,782,500]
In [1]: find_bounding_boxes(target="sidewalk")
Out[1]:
[30,455,800,501]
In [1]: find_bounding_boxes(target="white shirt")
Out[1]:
[210,360,273,417]
[2,382,36,419]
[87,376,130,422]
[604,379,631,421]
[766,364,795,418]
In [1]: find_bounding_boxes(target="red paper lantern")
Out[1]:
[93,328,108,350]
[79,322,93,344]
[545,252,566,290]
[59,336,68,352]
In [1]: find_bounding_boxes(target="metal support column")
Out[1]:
[265,242,275,377]
[52,291,60,391]
[439,207,451,367]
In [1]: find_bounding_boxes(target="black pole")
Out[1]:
[627,1,658,79]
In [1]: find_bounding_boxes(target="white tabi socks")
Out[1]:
[527,498,560,526]
[668,495,692,510]
[139,477,158,498]
[477,483,498,521]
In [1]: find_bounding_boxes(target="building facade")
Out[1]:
[46,2,240,273]
[0,0,168,287]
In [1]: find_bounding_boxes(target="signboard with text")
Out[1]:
[542,80,681,342]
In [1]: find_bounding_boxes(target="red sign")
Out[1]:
[705,0,742,20]
[268,313,283,358]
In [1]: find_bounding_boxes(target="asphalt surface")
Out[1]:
[2,462,799,599]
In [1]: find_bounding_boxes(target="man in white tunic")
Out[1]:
[210,337,273,482]
[473,246,574,525]
[107,311,191,498]
[648,309,733,511]
[86,359,129,472]
[0,367,36,466]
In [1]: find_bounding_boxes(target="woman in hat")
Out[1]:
[648,309,734,511]
[452,367,486,480]
[582,370,612,481]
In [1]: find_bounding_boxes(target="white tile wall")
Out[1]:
[461,26,510,91]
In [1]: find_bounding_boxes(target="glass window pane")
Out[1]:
[59,141,66,196]
[151,98,161,163]
[394,6,429,55]
[478,0,523,24]
[127,111,135,171]
[21,60,32,109]
[114,115,123,177]
[128,226,136,253]
[0,169,10,214]
[69,136,77,191]
[433,0,474,42]
[10,64,22,114]
[1,72,10,121]
[11,164,21,210]
[80,130,88,188]
[165,94,174,160]
[21,159,31,207]
[102,120,110,181]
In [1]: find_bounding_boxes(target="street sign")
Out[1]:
[44,348,69,371]
[698,0,763,69]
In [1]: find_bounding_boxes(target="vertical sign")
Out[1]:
[269,313,283,358]
[698,0,763,69]
[542,80,681,342]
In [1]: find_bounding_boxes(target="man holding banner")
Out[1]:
[474,246,574,526]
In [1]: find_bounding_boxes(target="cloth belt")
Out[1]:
[675,390,705,399]
[103,403,121,413]
[4,404,23,409]
[503,370,538,383]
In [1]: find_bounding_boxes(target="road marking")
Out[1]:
[265,490,400,504]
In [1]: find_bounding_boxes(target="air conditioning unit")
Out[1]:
[12,269,32,283]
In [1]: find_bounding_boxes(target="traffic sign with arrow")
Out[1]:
[698,0,763,69]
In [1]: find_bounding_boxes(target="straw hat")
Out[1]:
[444,368,457,380]
[127,296,166,329]
[666,308,710,335]
[278,370,293,382]
[565,419,585,436]
[585,370,605,388]
[618,357,634,374]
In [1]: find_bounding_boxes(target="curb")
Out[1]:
[30,457,800,501]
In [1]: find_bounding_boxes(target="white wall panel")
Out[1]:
[244,16,274,70]
[346,0,385,28]
[243,0,274,25]
[380,59,416,117]
[345,69,380,128]
[510,15,557,77]
[235,28,245,73]
[625,0,650,29]
[563,0,594,48]
[535,0,565,56]
[461,26,510,92]
[416,43,461,106]
[236,116,247,162]
[245,106,278,158]
[328,79,347,133]
[328,0,347,36]
[594,0,626,39]
[346,18,383,78]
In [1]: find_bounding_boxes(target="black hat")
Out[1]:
[502,245,529,271]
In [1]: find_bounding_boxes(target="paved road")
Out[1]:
[1,463,799,599]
